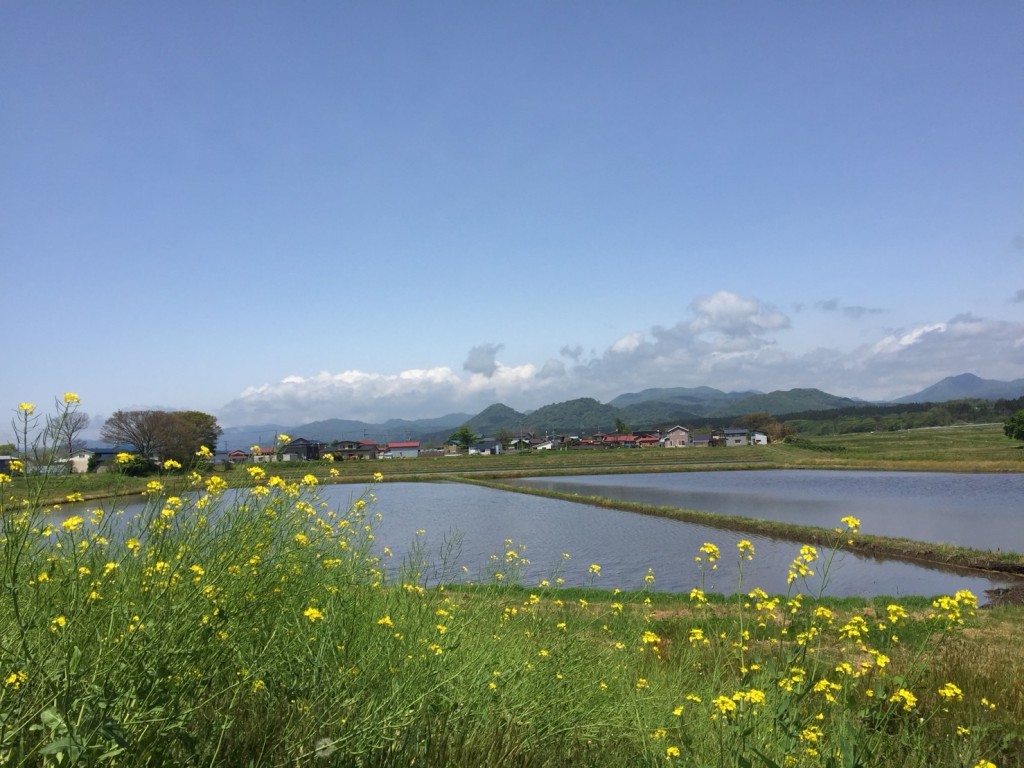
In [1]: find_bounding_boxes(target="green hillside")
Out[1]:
[617,400,700,429]
[465,403,528,436]
[712,388,858,417]
[521,398,621,434]
[609,386,755,414]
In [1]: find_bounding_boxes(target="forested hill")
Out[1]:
[219,375,1024,447]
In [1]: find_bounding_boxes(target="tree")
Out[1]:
[101,411,165,458]
[614,418,630,434]
[47,410,90,458]
[100,409,222,464]
[739,412,792,443]
[448,425,477,452]
[1004,409,1024,441]
[158,411,222,465]
[495,428,514,449]
[739,412,774,433]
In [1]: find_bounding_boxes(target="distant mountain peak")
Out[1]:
[895,373,1024,403]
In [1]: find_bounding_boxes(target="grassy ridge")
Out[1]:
[459,477,1024,576]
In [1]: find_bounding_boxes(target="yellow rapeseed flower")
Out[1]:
[840,515,861,533]
[303,607,324,622]
[163,459,182,470]
[18,402,36,415]
[589,563,601,575]
[63,392,80,404]
[373,472,384,482]
[698,542,720,562]
[938,682,964,701]
[735,688,766,705]
[889,689,917,711]
[4,671,28,689]
[115,452,134,464]
[61,516,84,533]
[666,746,681,759]
[800,725,823,744]
[50,615,66,632]
[711,696,737,716]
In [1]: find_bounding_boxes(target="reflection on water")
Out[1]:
[511,470,1024,553]
[54,479,1018,603]
[324,482,1014,603]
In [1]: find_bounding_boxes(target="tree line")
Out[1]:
[100,410,222,467]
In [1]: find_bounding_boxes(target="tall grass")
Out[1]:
[1,399,1020,766]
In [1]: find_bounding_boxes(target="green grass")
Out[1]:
[2,468,1021,767]
[4,409,1022,764]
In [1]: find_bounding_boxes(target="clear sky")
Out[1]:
[3,1,1023,436]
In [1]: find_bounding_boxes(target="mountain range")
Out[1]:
[218,373,1024,449]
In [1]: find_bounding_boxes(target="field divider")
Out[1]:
[453,475,1024,579]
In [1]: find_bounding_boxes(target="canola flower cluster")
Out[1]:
[0,396,1012,766]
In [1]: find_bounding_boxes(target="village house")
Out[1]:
[67,447,126,473]
[327,440,379,460]
[661,426,690,448]
[280,438,324,461]
[468,439,503,456]
[636,433,661,448]
[690,433,712,448]
[722,428,750,447]
[251,446,278,463]
[386,441,420,459]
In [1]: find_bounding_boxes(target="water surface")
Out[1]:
[510,470,1024,552]
[322,482,1014,602]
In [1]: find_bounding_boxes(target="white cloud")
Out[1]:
[689,290,789,336]
[869,323,947,357]
[218,295,1024,426]
[610,332,644,353]
[220,360,553,425]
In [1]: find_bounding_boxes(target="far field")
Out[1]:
[18,424,1023,504]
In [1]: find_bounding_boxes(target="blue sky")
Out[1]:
[3,2,1022,436]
